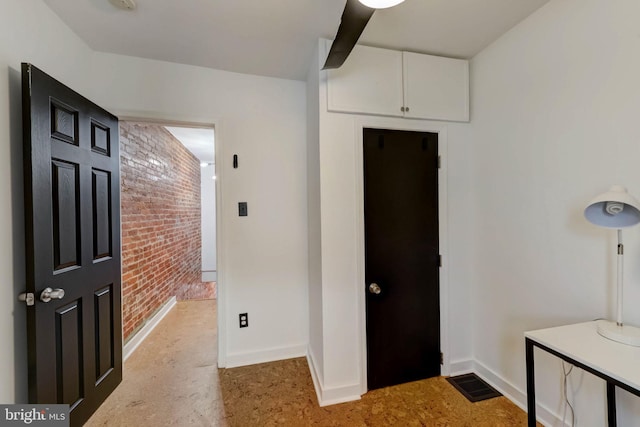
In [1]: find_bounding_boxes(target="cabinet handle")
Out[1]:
[400,106,405,112]
[406,106,410,112]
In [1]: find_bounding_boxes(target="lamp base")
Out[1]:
[596,320,640,347]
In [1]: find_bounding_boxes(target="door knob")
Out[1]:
[369,283,382,295]
[40,287,65,303]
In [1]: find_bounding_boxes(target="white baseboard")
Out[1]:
[472,360,562,427]
[202,271,217,282]
[225,343,307,368]
[123,296,177,361]
[307,349,324,405]
[306,348,362,407]
[449,358,474,376]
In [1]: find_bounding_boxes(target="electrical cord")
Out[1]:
[562,362,576,427]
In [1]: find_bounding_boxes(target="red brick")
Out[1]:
[120,123,204,341]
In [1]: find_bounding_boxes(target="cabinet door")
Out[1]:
[327,44,404,117]
[403,52,469,122]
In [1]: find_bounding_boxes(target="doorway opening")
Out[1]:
[165,125,218,293]
[119,121,217,347]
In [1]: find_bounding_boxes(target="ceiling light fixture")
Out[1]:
[108,0,136,11]
[358,0,405,9]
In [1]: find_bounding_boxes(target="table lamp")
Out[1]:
[584,185,640,346]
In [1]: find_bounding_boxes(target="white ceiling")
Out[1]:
[42,0,549,81]
[165,126,215,164]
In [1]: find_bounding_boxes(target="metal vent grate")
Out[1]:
[446,373,502,402]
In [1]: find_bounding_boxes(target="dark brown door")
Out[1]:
[22,64,122,426]
[364,128,440,390]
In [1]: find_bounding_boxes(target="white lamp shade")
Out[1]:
[358,0,405,9]
[584,185,640,228]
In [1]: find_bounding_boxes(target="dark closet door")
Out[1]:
[364,128,440,390]
[22,64,122,426]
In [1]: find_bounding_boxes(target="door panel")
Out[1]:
[51,159,81,271]
[56,301,83,408]
[94,285,114,383]
[22,63,122,426]
[92,169,113,260]
[364,128,440,390]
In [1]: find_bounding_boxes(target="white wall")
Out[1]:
[468,0,640,424]
[308,40,475,404]
[90,53,309,368]
[201,163,217,281]
[306,44,325,386]
[1,0,309,402]
[0,0,98,404]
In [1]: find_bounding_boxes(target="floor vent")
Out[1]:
[446,373,502,402]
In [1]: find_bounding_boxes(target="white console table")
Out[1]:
[525,321,640,426]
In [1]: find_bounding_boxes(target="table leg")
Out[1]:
[607,382,617,427]
[526,338,536,427]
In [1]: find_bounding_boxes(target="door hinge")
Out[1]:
[437,155,441,169]
[438,255,442,267]
[19,292,35,306]
[440,352,444,365]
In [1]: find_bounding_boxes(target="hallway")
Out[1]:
[86,300,224,425]
[86,300,535,426]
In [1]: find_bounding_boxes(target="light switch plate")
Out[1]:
[239,202,248,216]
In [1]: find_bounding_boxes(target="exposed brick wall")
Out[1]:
[120,122,203,341]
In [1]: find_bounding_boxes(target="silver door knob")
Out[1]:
[40,287,65,303]
[369,283,381,295]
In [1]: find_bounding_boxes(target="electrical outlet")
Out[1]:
[239,202,248,217]
[239,313,248,328]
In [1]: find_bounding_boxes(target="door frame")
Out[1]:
[354,117,450,394]
[113,112,228,368]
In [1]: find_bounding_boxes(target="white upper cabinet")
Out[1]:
[326,45,404,117]
[326,43,469,122]
[402,52,469,122]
